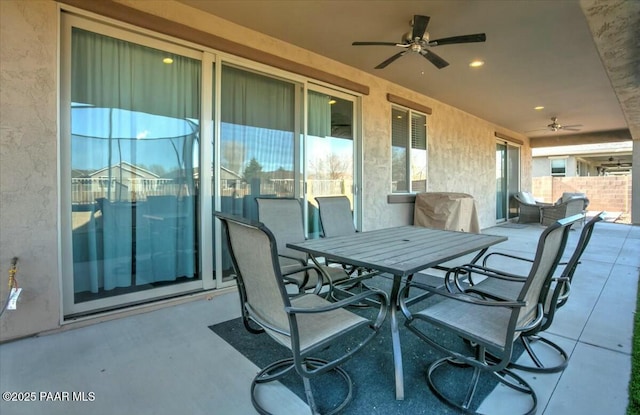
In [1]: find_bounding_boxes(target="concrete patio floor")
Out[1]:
[0,220,638,414]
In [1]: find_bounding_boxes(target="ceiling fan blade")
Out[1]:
[375,50,408,69]
[429,33,487,46]
[562,124,583,128]
[412,15,430,40]
[562,128,581,131]
[352,41,405,46]
[420,49,449,69]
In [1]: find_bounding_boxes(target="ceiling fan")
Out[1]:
[352,15,486,69]
[602,157,632,168]
[546,117,581,132]
[527,117,582,133]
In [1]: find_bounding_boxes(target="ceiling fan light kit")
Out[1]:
[352,14,486,69]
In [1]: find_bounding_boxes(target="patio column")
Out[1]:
[633,141,639,224]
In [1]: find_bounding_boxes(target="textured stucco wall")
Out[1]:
[0,0,60,340]
[0,0,529,340]
[581,0,640,224]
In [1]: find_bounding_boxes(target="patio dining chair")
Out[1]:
[256,197,350,296]
[458,212,605,373]
[399,215,579,415]
[216,212,388,415]
[315,196,357,238]
[315,196,379,282]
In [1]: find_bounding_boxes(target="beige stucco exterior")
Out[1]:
[0,0,531,341]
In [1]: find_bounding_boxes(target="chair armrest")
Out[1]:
[459,263,528,281]
[482,250,578,270]
[444,263,528,293]
[399,281,525,321]
[482,252,534,267]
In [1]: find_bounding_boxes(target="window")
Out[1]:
[550,158,567,176]
[391,107,427,193]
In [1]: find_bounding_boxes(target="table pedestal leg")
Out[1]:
[390,304,404,400]
[390,275,404,400]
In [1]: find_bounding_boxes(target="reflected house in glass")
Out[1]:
[77,161,164,203]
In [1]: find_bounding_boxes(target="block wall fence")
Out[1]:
[532,176,632,221]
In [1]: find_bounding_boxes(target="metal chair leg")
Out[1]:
[426,357,537,415]
[251,357,353,415]
[510,334,569,373]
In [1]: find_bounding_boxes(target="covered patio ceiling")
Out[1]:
[533,141,633,173]
[179,0,639,151]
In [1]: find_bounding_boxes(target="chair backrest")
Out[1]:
[216,212,291,336]
[315,196,357,237]
[558,193,589,210]
[515,214,581,328]
[256,197,307,261]
[561,212,604,283]
[542,212,605,321]
[560,197,588,216]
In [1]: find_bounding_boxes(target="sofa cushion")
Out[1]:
[518,191,536,205]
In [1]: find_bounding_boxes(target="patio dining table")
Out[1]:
[287,225,507,400]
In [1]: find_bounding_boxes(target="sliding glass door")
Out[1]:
[62,16,204,316]
[496,141,520,222]
[61,15,362,316]
[216,65,298,281]
[306,88,358,237]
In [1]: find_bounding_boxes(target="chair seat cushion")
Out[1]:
[469,278,522,301]
[518,192,537,205]
[415,297,512,351]
[267,294,369,354]
[321,265,351,284]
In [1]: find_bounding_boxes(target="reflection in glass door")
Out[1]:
[496,142,520,222]
[306,90,356,238]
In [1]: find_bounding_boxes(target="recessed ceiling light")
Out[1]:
[469,60,484,68]
[534,106,545,110]
[163,57,174,64]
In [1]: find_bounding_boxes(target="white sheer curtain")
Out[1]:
[308,91,331,138]
[70,28,200,298]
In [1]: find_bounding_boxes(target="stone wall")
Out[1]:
[533,176,632,220]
